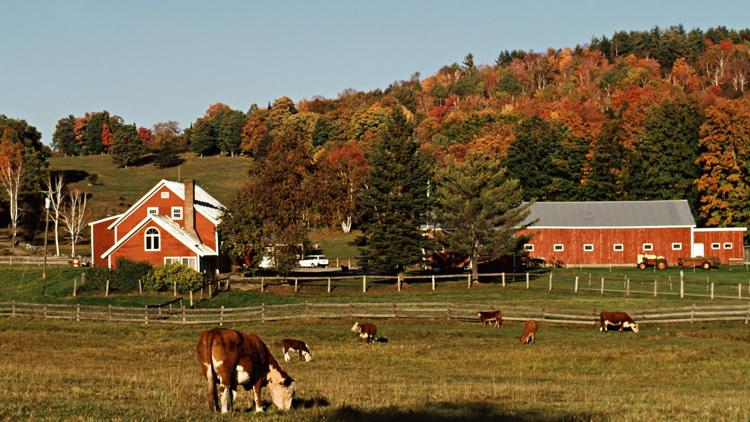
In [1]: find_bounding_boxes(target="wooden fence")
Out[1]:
[1,301,748,326]
[0,256,71,266]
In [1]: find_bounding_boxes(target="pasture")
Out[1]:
[0,318,748,421]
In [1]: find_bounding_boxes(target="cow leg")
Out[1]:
[298,349,304,360]
[253,380,264,412]
[213,360,234,413]
[205,368,219,412]
[284,349,291,362]
[217,382,232,414]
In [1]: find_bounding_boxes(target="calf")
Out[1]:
[351,322,377,342]
[519,320,538,344]
[197,328,295,414]
[478,310,502,328]
[281,339,312,362]
[599,311,639,333]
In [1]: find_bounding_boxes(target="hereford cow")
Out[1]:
[197,328,295,414]
[599,311,639,333]
[519,320,538,344]
[281,339,312,362]
[351,321,377,342]
[478,310,502,328]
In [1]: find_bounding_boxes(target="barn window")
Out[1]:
[613,243,624,252]
[145,228,160,251]
[672,243,682,251]
[161,191,169,199]
[711,243,721,250]
[523,244,534,252]
[553,244,564,252]
[583,244,594,252]
[171,206,183,220]
[642,243,653,251]
[724,243,733,250]
[147,207,159,216]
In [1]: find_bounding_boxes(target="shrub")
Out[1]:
[111,258,152,292]
[82,266,111,291]
[144,263,204,292]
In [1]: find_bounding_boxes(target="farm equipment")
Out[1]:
[677,256,720,270]
[637,254,668,270]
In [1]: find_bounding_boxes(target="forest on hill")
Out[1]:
[3,25,750,261]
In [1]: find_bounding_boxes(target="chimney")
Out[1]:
[184,179,200,241]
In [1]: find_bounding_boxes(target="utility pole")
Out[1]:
[42,196,50,281]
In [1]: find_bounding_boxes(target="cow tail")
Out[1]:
[200,336,219,411]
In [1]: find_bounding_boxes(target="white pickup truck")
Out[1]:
[298,255,329,268]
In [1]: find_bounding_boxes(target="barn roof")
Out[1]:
[522,200,696,228]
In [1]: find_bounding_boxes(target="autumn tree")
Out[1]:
[110,124,145,168]
[355,109,432,274]
[151,121,183,168]
[315,141,369,232]
[52,116,79,155]
[434,155,531,283]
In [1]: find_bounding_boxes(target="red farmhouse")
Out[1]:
[89,179,224,272]
[518,200,746,266]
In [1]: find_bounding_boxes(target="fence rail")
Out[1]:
[1,300,748,326]
[0,256,71,266]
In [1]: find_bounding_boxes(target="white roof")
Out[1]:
[107,179,225,230]
[101,214,217,259]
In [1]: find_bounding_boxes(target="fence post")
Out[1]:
[189,290,194,308]
[393,303,398,319]
[208,282,212,298]
[502,272,506,287]
[745,303,750,324]
[548,272,553,291]
[173,280,177,297]
[73,277,77,297]
[76,304,80,322]
[739,283,743,300]
[105,279,110,297]
[261,303,265,324]
[108,304,112,320]
[138,279,143,294]
[362,276,367,293]
[260,277,265,293]
[691,304,695,323]
[626,279,630,296]
[447,303,451,321]
[526,272,530,289]
[680,278,684,299]
[305,302,310,321]
[327,277,332,293]
[653,280,658,297]
[43,305,47,319]
[432,274,436,291]
[11,300,15,318]
[467,273,471,288]
[397,273,402,292]
[588,273,592,287]
[294,278,298,294]
[182,304,186,322]
[144,306,148,324]
[710,282,714,300]
[600,278,605,295]
[220,306,224,326]
[574,276,579,293]
[669,275,672,291]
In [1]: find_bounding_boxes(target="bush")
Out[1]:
[111,258,152,291]
[82,266,111,292]
[144,263,204,292]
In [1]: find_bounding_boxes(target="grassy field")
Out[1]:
[0,317,748,421]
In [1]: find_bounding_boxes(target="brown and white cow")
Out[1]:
[599,311,639,333]
[351,322,377,342]
[197,328,295,414]
[281,339,312,362]
[519,320,538,344]
[478,310,502,328]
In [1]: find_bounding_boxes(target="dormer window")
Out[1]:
[147,207,158,216]
[145,227,160,251]
[171,206,183,220]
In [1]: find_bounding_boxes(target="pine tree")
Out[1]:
[189,118,218,156]
[110,124,145,168]
[584,118,630,200]
[355,109,432,274]
[434,155,531,283]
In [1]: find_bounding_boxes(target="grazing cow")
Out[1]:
[519,320,538,344]
[281,339,312,362]
[599,311,639,333]
[478,310,502,328]
[351,322,377,342]
[197,328,295,414]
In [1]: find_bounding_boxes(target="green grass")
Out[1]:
[0,318,748,421]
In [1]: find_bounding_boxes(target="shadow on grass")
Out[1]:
[324,402,604,422]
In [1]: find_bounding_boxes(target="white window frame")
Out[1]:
[145,227,160,251]
[711,242,721,250]
[642,243,654,251]
[583,244,594,252]
[171,206,183,220]
[671,242,682,251]
[613,243,624,252]
[164,256,197,271]
[161,191,170,199]
[523,244,534,252]
[553,244,564,252]
[723,242,733,250]
[147,207,159,216]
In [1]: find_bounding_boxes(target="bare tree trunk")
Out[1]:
[61,189,88,257]
[471,251,479,285]
[341,216,352,233]
[0,151,22,248]
[46,174,65,256]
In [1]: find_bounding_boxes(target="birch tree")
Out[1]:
[46,173,65,256]
[61,188,89,256]
[0,140,24,247]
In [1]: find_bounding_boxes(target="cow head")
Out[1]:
[302,349,312,362]
[351,322,360,333]
[624,321,640,333]
[268,374,295,411]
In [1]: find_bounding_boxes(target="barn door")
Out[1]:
[691,243,705,257]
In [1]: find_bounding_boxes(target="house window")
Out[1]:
[147,207,159,216]
[171,206,183,220]
[613,243,624,252]
[523,244,534,252]
[711,243,721,250]
[161,191,169,199]
[642,243,653,251]
[672,243,682,251]
[145,227,160,251]
[553,244,564,252]
[165,256,197,270]
[723,242,733,250]
[583,244,594,252]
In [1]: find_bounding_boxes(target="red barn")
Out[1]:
[89,179,224,272]
[518,200,746,266]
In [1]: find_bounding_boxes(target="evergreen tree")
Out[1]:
[355,109,432,275]
[584,118,630,200]
[82,111,108,155]
[504,117,563,201]
[434,155,531,283]
[52,115,79,155]
[110,124,145,168]
[189,118,218,156]
[218,109,247,156]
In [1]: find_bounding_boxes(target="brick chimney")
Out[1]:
[184,179,200,241]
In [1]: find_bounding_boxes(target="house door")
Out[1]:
[691,243,705,257]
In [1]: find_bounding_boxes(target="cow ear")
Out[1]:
[283,377,294,387]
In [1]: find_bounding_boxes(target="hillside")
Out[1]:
[48,153,251,219]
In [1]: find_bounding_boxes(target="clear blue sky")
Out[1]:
[2,0,749,144]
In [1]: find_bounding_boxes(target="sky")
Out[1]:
[2,0,750,144]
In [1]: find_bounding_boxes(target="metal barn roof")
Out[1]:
[523,200,696,228]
